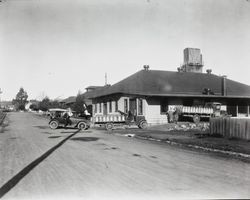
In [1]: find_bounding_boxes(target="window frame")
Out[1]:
[124,99,128,113]
[138,98,143,115]
[94,104,97,114]
[115,100,118,112]
[99,103,102,113]
[109,101,112,113]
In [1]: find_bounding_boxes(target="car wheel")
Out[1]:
[193,114,200,124]
[105,123,114,131]
[78,122,87,130]
[139,120,148,129]
[49,121,59,129]
[173,113,179,123]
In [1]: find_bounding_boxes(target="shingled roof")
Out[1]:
[89,70,250,99]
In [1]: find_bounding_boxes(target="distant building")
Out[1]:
[59,96,76,107]
[0,101,15,111]
[83,85,110,105]
[25,100,39,111]
[82,85,111,115]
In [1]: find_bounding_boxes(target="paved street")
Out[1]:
[0,112,250,199]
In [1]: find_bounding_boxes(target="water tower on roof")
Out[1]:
[180,48,203,73]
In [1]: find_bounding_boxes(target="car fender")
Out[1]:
[49,119,59,124]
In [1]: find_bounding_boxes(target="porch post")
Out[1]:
[236,105,238,117]
[136,98,138,116]
[247,105,249,117]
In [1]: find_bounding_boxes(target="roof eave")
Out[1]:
[90,92,250,99]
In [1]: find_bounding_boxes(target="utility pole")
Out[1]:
[105,73,107,86]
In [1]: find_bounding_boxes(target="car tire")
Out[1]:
[173,113,179,123]
[105,123,114,131]
[78,122,87,130]
[139,120,148,129]
[49,120,59,129]
[193,114,200,124]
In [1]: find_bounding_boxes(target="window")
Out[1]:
[160,101,168,114]
[109,101,112,113]
[138,99,143,115]
[115,101,118,112]
[94,104,97,114]
[99,103,102,113]
[124,99,128,113]
[183,98,193,106]
[238,106,248,114]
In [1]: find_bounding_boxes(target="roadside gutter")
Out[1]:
[134,135,250,160]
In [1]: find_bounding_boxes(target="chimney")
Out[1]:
[143,65,149,71]
[206,69,212,74]
[221,75,227,96]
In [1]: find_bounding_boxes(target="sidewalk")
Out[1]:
[112,122,250,161]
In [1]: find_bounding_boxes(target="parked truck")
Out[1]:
[168,102,224,123]
[92,110,148,130]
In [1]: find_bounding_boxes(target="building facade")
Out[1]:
[89,49,250,125]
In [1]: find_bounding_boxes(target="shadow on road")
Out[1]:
[0,129,80,198]
[41,132,52,135]
[61,130,93,134]
[60,131,80,133]
[133,153,142,157]
[70,137,99,142]
[48,136,62,139]
[33,125,48,129]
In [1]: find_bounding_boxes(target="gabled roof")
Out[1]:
[89,70,250,98]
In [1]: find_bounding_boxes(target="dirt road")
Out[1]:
[1,112,250,199]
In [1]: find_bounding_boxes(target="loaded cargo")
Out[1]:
[168,102,225,123]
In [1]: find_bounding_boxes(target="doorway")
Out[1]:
[129,98,137,116]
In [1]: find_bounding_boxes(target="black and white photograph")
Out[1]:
[1,0,250,199]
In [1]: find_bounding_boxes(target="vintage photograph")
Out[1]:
[0,0,250,199]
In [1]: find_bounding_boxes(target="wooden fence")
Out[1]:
[0,111,6,125]
[210,117,250,140]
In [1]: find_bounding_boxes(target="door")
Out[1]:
[129,98,137,116]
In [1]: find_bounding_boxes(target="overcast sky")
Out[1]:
[0,0,250,101]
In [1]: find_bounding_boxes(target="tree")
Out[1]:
[29,103,39,111]
[12,87,28,111]
[37,97,62,111]
[72,93,86,113]
[50,100,61,109]
[38,97,50,111]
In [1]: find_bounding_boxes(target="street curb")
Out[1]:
[134,135,250,159]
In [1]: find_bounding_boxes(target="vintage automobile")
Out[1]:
[48,108,90,130]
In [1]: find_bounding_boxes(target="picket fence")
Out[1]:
[210,117,250,140]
